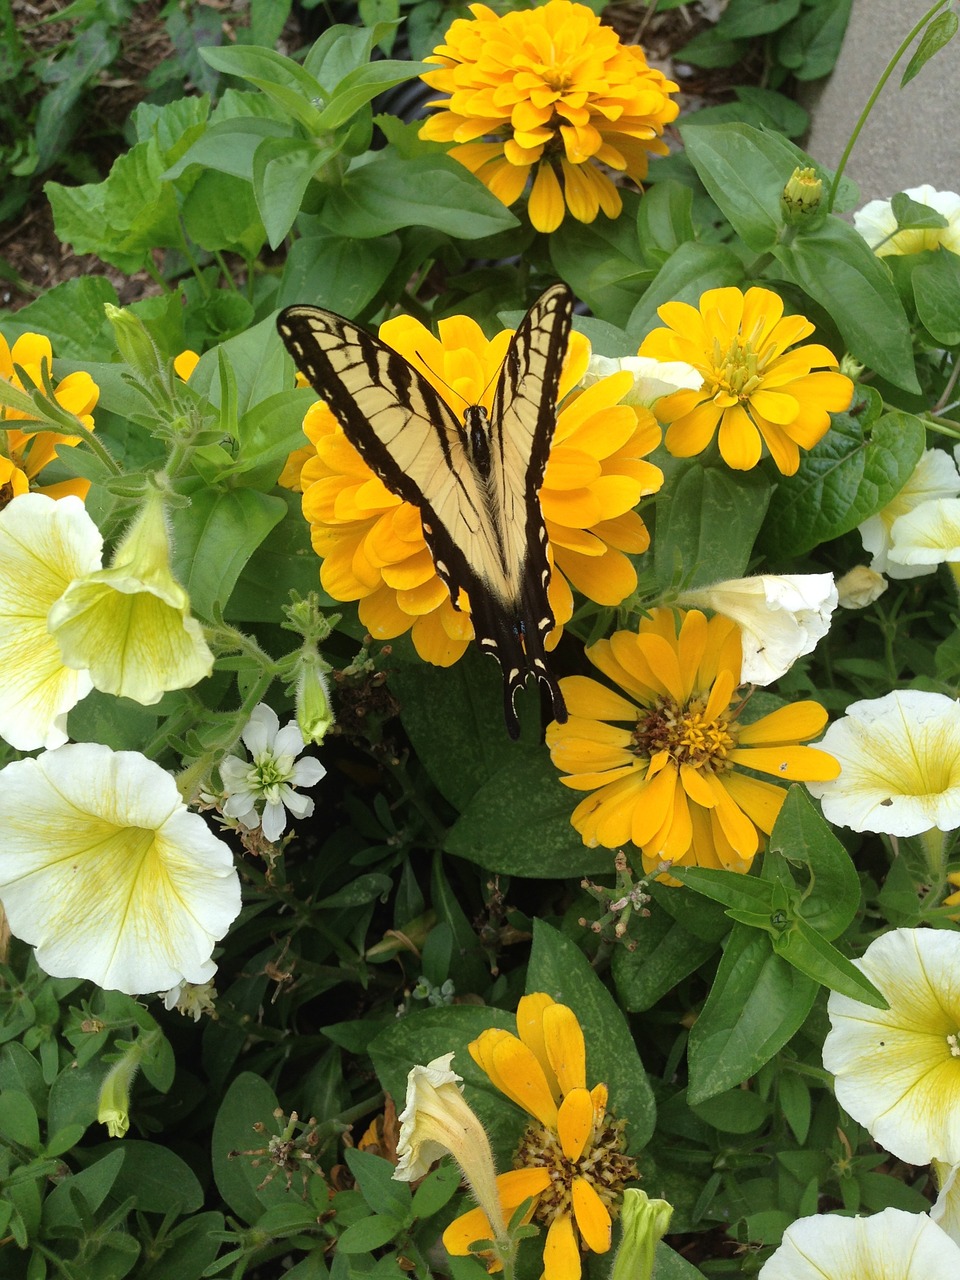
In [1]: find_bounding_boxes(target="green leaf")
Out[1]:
[776,0,852,80]
[627,241,746,340]
[316,60,424,130]
[527,920,656,1151]
[182,169,266,257]
[445,749,615,878]
[778,1070,811,1143]
[901,10,958,86]
[0,276,118,360]
[277,232,401,315]
[773,917,887,1006]
[102,137,182,252]
[767,788,860,941]
[774,218,919,392]
[45,179,143,274]
[689,1087,770,1133]
[891,192,949,231]
[338,1214,404,1252]
[318,153,518,239]
[913,249,960,345]
[682,123,798,252]
[653,461,773,590]
[547,191,647,326]
[316,874,393,910]
[34,22,118,169]
[254,137,340,248]
[757,399,926,560]
[612,910,720,1012]
[652,1242,710,1279]
[43,1149,126,1227]
[211,1073,296,1223]
[431,854,490,995]
[83,1140,203,1213]
[163,117,290,181]
[344,1148,410,1220]
[200,44,325,129]
[169,485,288,619]
[136,1212,226,1280]
[636,180,696,266]
[687,925,817,1101]
[717,0,800,38]
[0,1090,40,1151]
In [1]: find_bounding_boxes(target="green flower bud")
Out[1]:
[781,167,825,227]
[104,304,165,388]
[610,1188,673,1280]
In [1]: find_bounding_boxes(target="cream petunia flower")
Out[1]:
[581,354,702,409]
[677,573,837,686]
[759,1207,960,1278]
[48,488,214,703]
[858,448,960,579]
[0,493,101,750]
[853,184,960,257]
[835,565,887,609]
[887,497,960,571]
[0,743,242,995]
[932,1159,960,1248]
[822,928,960,1166]
[806,690,960,836]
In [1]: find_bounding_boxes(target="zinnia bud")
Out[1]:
[781,166,824,226]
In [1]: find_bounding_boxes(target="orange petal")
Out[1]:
[571,1178,612,1254]
[557,1087,594,1161]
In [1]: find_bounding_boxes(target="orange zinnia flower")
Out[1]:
[639,286,853,476]
[546,608,840,879]
[1,331,99,504]
[419,0,679,233]
[444,994,637,1280]
[285,310,662,668]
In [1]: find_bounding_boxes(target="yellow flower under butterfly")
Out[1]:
[444,994,637,1280]
[418,0,679,233]
[1,331,99,505]
[639,286,853,476]
[546,608,839,878]
[285,311,661,668]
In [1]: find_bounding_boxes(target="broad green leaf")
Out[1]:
[223,488,327,623]
[431,854,491,995]
[304,20,401,86]
[913,249,960,345]
[254,137,341,248]
[276,231,401,315]
[338,1214,404,1252]
[164,118,289,182]
[43,1149,125,1227]
[211,1073,294,1223]
[549,193,649,326]
[182,168,266,257]
[34,22,118,169]
[652,1243,709,1279]
[636,180,696,266]
[45,179,145,274]
[102,137,182,252]
[138,1212,226,1280]
[612,910,720,1012]
[82,1140,203,1213]
[676,28,748,69]
[773,918,887,1006]
[169,485,288,618]
[344,1148,410,1220]
[689,1087,769,1133]
[687,925,817,1101]
[718,0,800,38]
[316,874,393,910]
[901,10,958,86]
[527,920,656,1151]
[774,219,919,392]
[411,1163,461,1219]
[757,400,926,560]
[891,192,949,231]
[0,276,118,359]
[445,750,615,877]
[627,240,745,340]
[318,153,518,239]
[200,43,325,103]
[682,123,800,252]
[132,93,211,161]
[767,788,860,941]
[775,0,852,80]
[316,60,425,131]
[653,460,773,590]
[0,1091,40,1151]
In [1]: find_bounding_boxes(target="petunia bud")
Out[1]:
[836,565,887,609]
[295,652,335,745]
[48,486,214,704]
[610,1188,673,1280]
[781,166,824,226]
[97,1045,142,1139]
[105,304,165,389]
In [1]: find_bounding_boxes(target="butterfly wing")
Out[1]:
[277,287,573,738]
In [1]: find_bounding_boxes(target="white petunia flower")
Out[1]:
[888,497,960,569]
[0,743,242,995]
[677,573,837,685]
[853,184,960,257]
[0,493,101,750]
[806,689,960,836]
[759,1207,960,1278]
[858,448,960,578]
[581,354,703,409]
[823,928,960,1166]
[48,487,214,704]
[835,565,887,609]
[219,703,326,842]
[932,1160,960,1248]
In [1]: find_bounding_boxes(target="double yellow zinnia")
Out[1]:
[419,0,679,233]
[640,286,853,476]
[547,608,840,878]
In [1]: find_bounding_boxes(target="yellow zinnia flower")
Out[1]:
[444,994,637,1280]
[1,331,99,504]
[418,0,679,233]
[638,286,853,476]
[546,608,840,879]
[286,310,661,668]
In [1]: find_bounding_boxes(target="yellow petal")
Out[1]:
[543,1002,587,1096]
[543,1213,582,1280]
[571,1178,612,1254]
[557,1087,594,1161]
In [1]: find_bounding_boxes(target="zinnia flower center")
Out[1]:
[710,334,769,401]
[514,1115,637,1226]
[633,696,736,771]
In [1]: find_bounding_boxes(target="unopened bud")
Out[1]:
[781,167,824,226]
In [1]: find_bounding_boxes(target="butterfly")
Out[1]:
[276,283,573,740]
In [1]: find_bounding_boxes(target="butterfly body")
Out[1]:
[277,284,573,738]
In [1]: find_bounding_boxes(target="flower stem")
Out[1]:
[827,0,949,211]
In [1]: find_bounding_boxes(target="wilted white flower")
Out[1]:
[807,689,960,836]
[859,448,960,578]
[48,488,214,703]
[219,703,326,842]
[888,497,960,571]
[759,1207,960,1278]
[835,565,887,609]
[677,573,837,685]
[582,354,702,409]
[162,979,218,1021]
[0,743,241,995]
[823,928,960,1166]
[854,184,960,257]
[0,493,101,750]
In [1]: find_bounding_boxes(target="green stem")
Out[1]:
[827,0,949,211]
